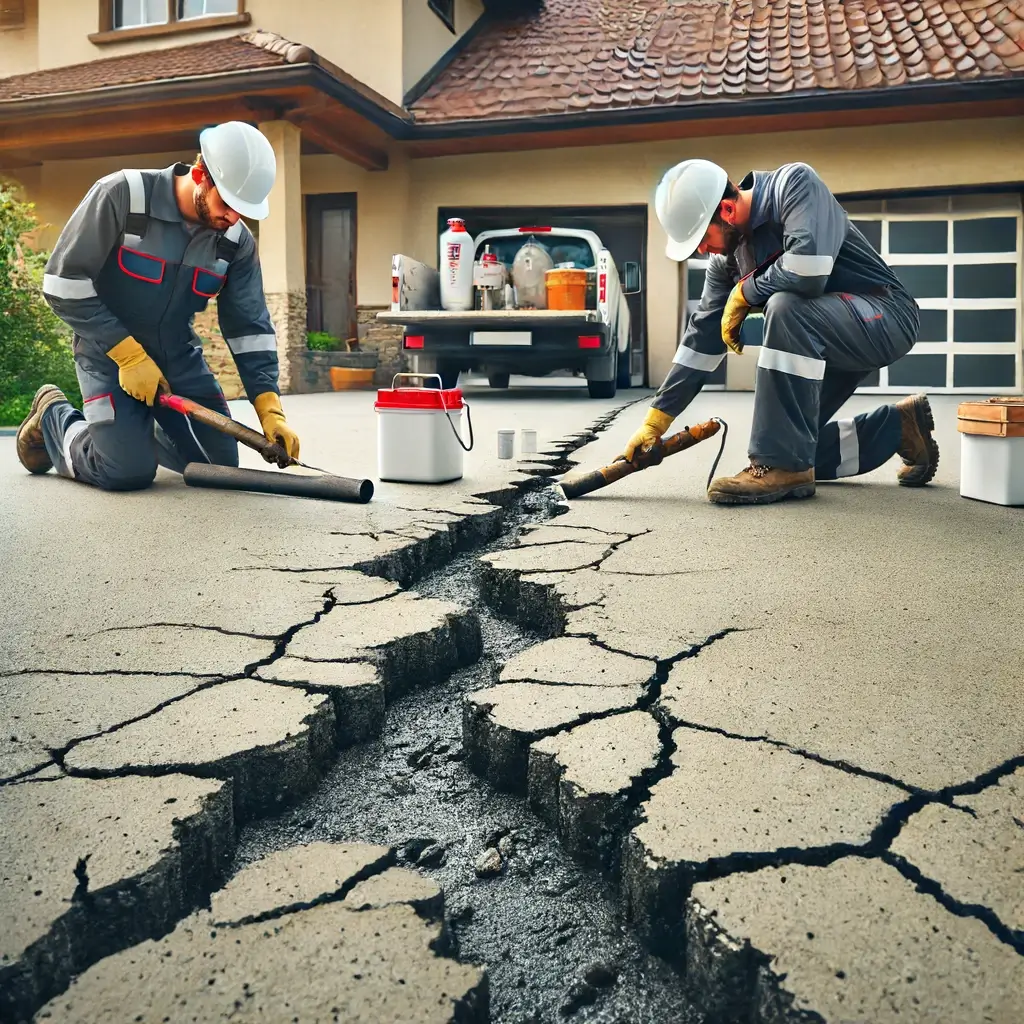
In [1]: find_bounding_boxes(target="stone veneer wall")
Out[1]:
[192,303,245,400]
[358,306,406,386]
[194,297,396,398]
[266,291,309,395]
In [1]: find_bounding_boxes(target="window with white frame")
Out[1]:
[178,0,236,18]
[842,193,1022,393]
[112,0,236,29]
[113,0,167,28]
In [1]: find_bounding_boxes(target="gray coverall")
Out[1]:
[39,162,280,490]
[654,162,921,478]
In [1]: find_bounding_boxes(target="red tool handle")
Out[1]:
[157,393,292,468]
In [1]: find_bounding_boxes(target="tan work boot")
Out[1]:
[707,463,815,505]
[894,393,939,487]
[15,384,67,474]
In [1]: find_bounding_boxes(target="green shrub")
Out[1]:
[0,182,81,426]
[307,331,342,351]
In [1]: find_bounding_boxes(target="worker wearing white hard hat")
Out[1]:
[621,157,938,504]
[20,122,301,493]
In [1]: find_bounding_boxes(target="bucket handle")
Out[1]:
[390,372,474,453]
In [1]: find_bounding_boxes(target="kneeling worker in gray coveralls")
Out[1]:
[622,158,939,504]
[16,120,300,488]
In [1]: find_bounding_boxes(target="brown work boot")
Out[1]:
[707,463,816,505]
[15,384,67,474]
[894,393,939,487]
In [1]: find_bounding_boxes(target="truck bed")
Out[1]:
[376,309,601,329]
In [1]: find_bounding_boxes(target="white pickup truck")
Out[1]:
[376,226,641,398]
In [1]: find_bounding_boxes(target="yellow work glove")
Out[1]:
[107,337,169,406]
[721,281,751,355]
[622,407,675,463]
[254,391,300,460]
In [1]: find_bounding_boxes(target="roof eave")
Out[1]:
[408,75,1024,138]
[0,63,414,136]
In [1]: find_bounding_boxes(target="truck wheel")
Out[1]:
[587,378,617,399]
[616,346,632,389]
[421,363,460,390]
[487,372,510,389]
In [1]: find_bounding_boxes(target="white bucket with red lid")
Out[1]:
[375,373,474,483]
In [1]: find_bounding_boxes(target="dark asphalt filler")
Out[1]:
[235,489,704,1024]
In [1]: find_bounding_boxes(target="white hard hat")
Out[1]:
[655,158,729,262]
[199,121,276,220]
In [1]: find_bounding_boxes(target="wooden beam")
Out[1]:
[0,99,278,152]
[285,113,388,171]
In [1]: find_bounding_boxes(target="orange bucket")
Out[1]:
[545,268,588,310]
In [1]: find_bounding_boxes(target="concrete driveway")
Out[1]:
[2,379,1021,1023]
[475,389,1024,1023]
[0,377,633,1022]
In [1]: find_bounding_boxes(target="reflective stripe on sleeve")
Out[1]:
[779,252,834,277]
[673,345,725,373]
[758,346,827,380]
[123,169,146,245]
[43,274,98,299]
[226,333,277,354]
[837,418,860,477]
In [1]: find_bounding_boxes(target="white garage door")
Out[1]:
[843,192,1022,394]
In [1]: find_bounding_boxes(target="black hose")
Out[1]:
[183,463,374,504]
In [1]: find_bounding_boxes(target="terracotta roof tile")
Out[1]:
[0,33,291,102]
[411,0,1024,123]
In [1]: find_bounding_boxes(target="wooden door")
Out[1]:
[306,193,357,344]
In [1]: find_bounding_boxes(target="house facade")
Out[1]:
[2,0,1023,399]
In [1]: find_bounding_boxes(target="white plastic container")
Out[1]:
[960,433,1024,506]
[497,429,515,459]
[440,217,475,311]
[375,374,473,483]
[957,398,1024,507]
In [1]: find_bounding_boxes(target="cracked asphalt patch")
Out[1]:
[0,774,233,1022]
[462,392,1024,1022]
[36,841,487,1024]
[0,671,220,783]
[2,387,645,1021]
[63,679,336,822]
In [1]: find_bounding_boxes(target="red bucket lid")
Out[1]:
[375,386,464,411]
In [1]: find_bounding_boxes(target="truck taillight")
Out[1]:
[578,335,601,349]
[598,273,607,303]
[405,335,425,349]
[392,275,399,305]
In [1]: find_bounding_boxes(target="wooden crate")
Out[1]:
[957,397,1024,437]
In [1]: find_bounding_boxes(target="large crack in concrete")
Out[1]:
[460,461,1024,1020]
[231,400,705,1023]
[5,399,667,1024]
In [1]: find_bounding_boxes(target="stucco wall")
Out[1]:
[0,0,38,76]
[11,116,1024,391]
[32,0,405,103]
[402,0,483,97]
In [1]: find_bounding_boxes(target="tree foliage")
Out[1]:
[0,182,81,425]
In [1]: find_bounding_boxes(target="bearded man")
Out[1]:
[622,159,939,504]
[16,121,300,491]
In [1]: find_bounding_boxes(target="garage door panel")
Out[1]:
[843,194,1022,394]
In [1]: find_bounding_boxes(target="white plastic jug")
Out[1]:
[440,217,475,311]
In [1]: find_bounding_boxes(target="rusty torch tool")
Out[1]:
[157,393,374,504]
[552,417,727,503]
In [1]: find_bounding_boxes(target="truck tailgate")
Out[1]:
[376,309,601,330]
